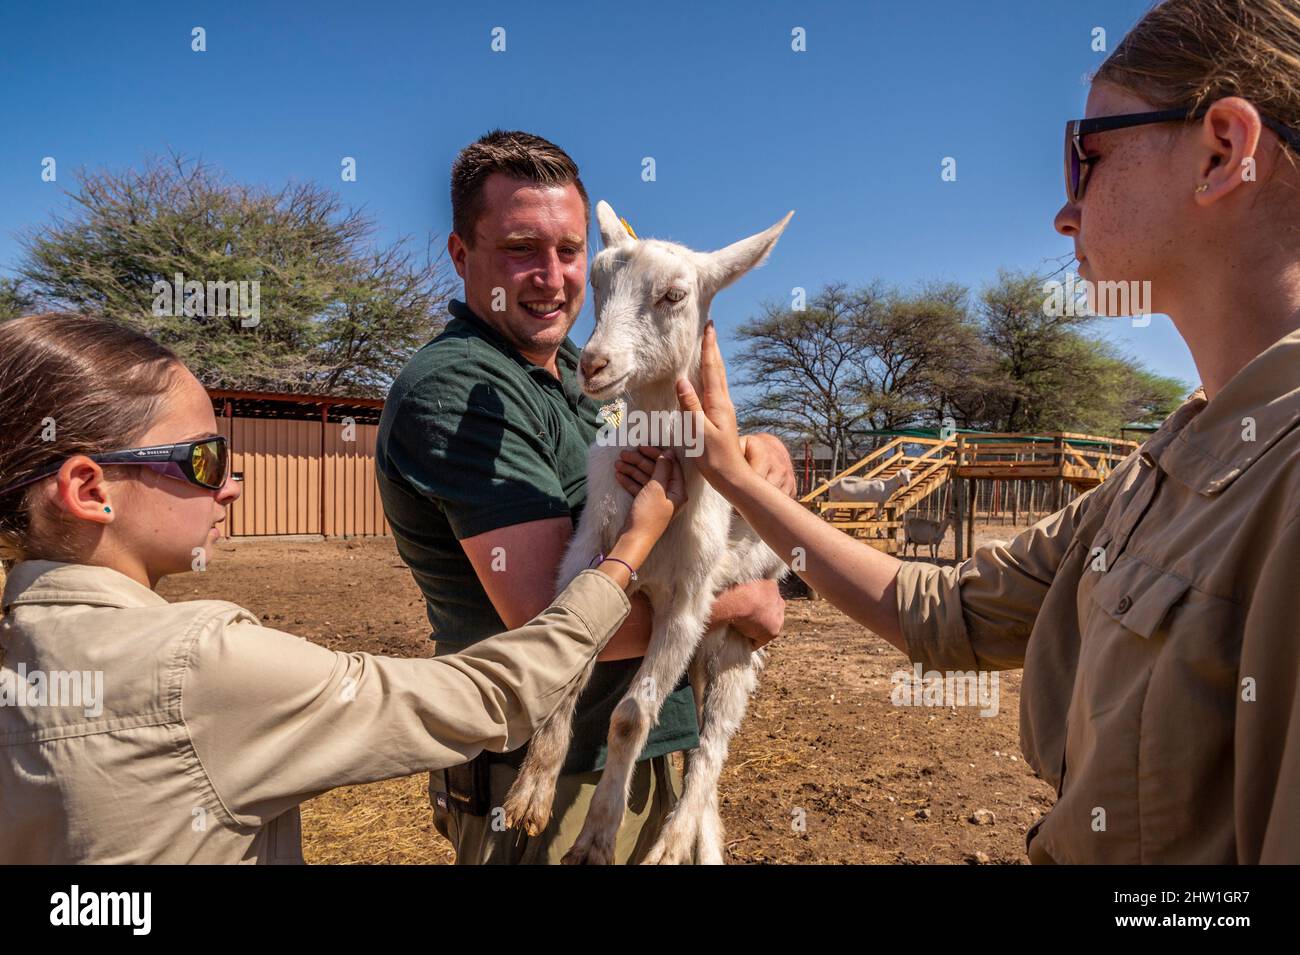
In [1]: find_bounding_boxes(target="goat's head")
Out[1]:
[898,468,914,485]
[578,200,793,401]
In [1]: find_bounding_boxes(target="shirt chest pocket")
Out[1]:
[1083,552,1244,856]
[1074,551,1196,719]
[1081,551,1243,712]
[1087,554,1192,638]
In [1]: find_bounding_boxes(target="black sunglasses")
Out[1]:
[1065,106,1300,202]
[0,436,231,498]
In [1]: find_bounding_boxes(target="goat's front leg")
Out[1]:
[561,596,707,865]
[643,626,765,865]
[502,658,595,835]
[502,521,607,835]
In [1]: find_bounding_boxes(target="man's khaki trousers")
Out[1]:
[431,755,685,864]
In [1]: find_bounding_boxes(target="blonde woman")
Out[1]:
[629,0,1300,864]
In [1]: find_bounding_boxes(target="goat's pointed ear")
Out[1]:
[595,200,633,249]
[700,211,794,293]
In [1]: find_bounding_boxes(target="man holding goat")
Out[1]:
[375,129,794,864]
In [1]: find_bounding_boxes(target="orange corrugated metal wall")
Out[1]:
[218,415,390,538]
[323,421,388,537]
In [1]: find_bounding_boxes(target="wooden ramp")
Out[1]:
[801,432,1138,557]
[800,436,954,554]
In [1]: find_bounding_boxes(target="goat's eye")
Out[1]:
[663,288,687,304]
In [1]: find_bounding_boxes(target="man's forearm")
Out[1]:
[597,580,782,658]
[597,590,655,660]
[707,586,752,628]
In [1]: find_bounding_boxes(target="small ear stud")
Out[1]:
[1194,183,1209,194]
[103,506,111,514]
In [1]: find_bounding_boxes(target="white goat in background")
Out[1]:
[824,468,913,512]
[501,200,792,865]
[902,515,955,560]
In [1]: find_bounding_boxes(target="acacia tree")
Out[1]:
[964,269,1185,433]
[734,282,876,460]
[17,153,455,396]
[734,272,1186,453]
[735,281,986,457]
[0,277,35,322]
[852,280,984,435]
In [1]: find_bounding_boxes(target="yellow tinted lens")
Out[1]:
[191,439,226,487]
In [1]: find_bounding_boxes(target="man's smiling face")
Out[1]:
[450,173,588,368]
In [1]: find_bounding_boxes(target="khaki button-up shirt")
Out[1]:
[896,327,1300,864]
[0,562,629,863]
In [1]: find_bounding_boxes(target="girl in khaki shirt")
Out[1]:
[0,312,686,864]
[630,0,1300,864]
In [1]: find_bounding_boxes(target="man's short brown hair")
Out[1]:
[450,130,590,247]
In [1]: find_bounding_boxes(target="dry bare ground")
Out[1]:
[156,526,1055,864]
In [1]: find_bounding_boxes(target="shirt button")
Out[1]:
[1117,595,1133,613]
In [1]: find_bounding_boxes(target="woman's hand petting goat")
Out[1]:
[614,440,785,648]
[670,322,909,650]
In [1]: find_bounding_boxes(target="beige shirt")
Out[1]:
[896,327,1300,864]
[0,562,629,863]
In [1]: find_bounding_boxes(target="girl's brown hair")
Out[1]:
[0,313,183,568]
[1097,0,1300,171]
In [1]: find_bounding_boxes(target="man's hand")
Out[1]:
[739,433,796,498]
[708,578,785,648]
[618,449,688,543]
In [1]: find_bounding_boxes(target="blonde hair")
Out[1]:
[1097,0,1300,177]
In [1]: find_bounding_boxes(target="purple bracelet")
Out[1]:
[589,552,638,581]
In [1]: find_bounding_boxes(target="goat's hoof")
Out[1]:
[641,813,696,864]
[501,779,554,837]
[694,835,726,865]
[641,837,691,865]
[561,832,615,865]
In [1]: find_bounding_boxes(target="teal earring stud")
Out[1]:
[103,506,111,514]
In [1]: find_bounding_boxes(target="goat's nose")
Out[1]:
[580,354,608,380]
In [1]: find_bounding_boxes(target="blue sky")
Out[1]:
[0,0,1198,392]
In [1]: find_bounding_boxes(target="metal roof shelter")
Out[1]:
[208,389,389,538]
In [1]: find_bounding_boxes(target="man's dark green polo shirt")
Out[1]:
[376,299,699,774]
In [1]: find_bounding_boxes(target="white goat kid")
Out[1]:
[824,468,913,512]
[501,200,793,865]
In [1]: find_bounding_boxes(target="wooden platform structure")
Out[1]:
[800,431,1138,558]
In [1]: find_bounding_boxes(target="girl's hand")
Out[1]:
[619,449,687,547]
[675,322,750,488]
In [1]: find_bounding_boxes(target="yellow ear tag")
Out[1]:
[619,217,638,239]
[598,400,625,429]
